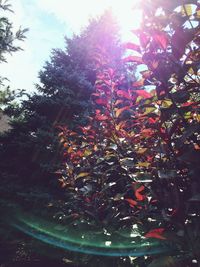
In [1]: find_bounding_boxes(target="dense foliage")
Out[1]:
[0,10,121,186]
[0,0,200,266]
[57,0,200,265]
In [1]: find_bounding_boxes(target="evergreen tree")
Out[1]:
[0,0,27,107]
[0,10,121,187]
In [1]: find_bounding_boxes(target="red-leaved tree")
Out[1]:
[57,0,200,265]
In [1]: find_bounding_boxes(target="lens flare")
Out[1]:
[8,211,174,257]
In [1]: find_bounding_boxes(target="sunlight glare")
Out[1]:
[73,0,142,40]
[109,0,143,40]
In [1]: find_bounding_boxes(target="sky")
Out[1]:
[0,0,142,93]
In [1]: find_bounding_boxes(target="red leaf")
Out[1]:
[91,93,100,97]
[145,228,166,240]
[140,70,152,79]
[123,56,143,64]
[151,60,159,69]
[123,42,141,53]
[69,131,77,136]
[154,32,168,49]
[194,144,200,150]
[135,185,146,201]
[136,185,145,193]
[96,109,101,114]
[85,197,91,203]
[117,90,131,99]
[116,106,129,118]
[125,198,137,207]
[148,118,157,124]
[132,78,145,87]
[95,98,107,106]
[141,129,153,136]
[136,90,151,98]
[116,121,126,131]
[107,68,114,78]
[79,126,91,134]
[76,151,83,157]
[95,114,108,121]
[181,101,196,107]
[114,99,124,106]
[147,155,154,162]
[135,192,145,201]
[87,135,95,140]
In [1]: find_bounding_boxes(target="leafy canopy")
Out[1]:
[57,0,200,265]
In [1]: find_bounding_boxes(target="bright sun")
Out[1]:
[108,0,142,39]
[74,0,143,40]
[67,0,142,40]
